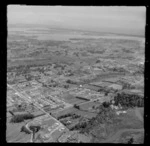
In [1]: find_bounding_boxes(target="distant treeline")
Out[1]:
[7,55,75,69]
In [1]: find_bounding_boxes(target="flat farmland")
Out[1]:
[6,119,31,142]
[79,101,100,110]
[55,106,97,119]
[8,54,76,68]
[51,128,68,142]
[61,93,87,104]
[31,110,45,117]
[41,118,56,127]
[73,110,97,119]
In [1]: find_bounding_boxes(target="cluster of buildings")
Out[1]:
[69,87,105,101]
[7,88,29,108]
[7,58,144,143]
[25,114,73,142]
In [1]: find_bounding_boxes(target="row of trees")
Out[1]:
[57,113,72,120]
[75,96,90,101]
[57,113,80,120]
[70,121,87,131]
[10,113,34,123]
[114,92,144,108]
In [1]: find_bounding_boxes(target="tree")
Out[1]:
[29,125,41,133]
[66,79,73,84]
[96,60,101,63]
[92,106,95,109]
[10,113,34,123]
[74,104,80,110]
[9,110,14,116]
[29,125,41,142]
[31,103,34,111]
[64,84,69,89]
[105,92,108,96]
[128,137,134,144]
[102,102,110,108]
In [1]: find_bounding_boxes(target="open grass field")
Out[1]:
[117,130,144,143]
[55,106,97,119]
[41,118,56,126]
[6,119,31,142]
[90,107,144,143]
[51,128,68,142]
[79,101,100,110]
[61,93,87,104]
[73,110,97,119]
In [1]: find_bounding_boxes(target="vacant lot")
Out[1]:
[55,106,97,120]
[79,101,100,110]
[6,118,31,142]
[61,93,86,104]
[118,130,144,144]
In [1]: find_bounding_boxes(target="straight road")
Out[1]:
[8,84,63,121]
[7,84,69,141]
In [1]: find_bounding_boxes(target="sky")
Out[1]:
[8,5,146,36]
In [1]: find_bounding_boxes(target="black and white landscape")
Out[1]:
[7,5,145,143]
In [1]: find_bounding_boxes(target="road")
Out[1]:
[8,84,48,114]
[28,121,63,142]
[7,82,110,142]
[7,84,69,142]
[8,84,67,122]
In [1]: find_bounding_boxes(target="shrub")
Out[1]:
[102,102,110,108]
[29,125,41,133]
[74,104,80,109]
